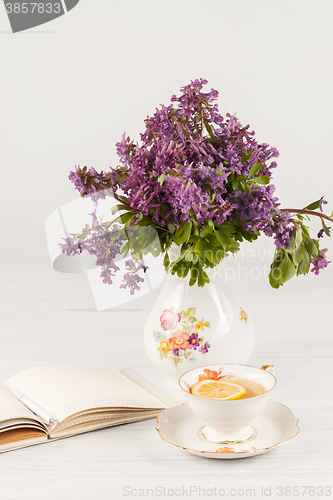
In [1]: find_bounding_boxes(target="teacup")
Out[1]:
[179,363,276,443]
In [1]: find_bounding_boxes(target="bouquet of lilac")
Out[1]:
[61,79,332,294]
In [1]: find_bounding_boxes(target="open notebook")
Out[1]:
[0,366,179,454]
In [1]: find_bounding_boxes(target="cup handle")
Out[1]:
[261,364,275,376]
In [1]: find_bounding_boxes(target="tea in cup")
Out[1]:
[179,363,276,443]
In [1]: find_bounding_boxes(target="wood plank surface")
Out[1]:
[0,262,332,500]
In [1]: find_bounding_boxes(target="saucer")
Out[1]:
[156,401,299,459]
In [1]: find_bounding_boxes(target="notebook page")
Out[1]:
[53,408,160,433]
[4,366,175,424]
[0,385,40,423]
[51,411,161,439]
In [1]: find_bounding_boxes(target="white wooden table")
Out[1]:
[0,262,332,500]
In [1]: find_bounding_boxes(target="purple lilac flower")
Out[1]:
[109,79,289,246]
[188,333,200,350]
[310,254,331,275]
[317,227,331,239]
[68,166,109,204]
[199,341,210,354]
[59,211,147,292]
[120,260,147,295]
[172,348,179,356]
[120,272,144,295]
[68,80,290,248]
[63,80,331,291]
[319,196,328,213]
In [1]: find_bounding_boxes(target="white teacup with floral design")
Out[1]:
[179,363,276,443]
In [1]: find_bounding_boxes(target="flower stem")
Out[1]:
[80,170,131,208]
[199,101,204,138]
[281,208,333,224]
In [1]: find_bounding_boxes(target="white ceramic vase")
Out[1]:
[143,252,255,389]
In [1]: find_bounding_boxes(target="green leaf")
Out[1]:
[188,317,197,323]
[167,223,176,233]
[176,261,190,278]
[158,174,166,185]
[268,271,283,288]
[198,269,210,287]
[279,254,296,283]
[321,219,331,237]
[194,238,206,259]
[242,152,253,162]
[205,122,214,138]
[304,199,323,211]
[187,307,196,317]
[247,161,261,179]
[215,231,240,253]
[111,204,127,215]
[249,175,270,185]
[289,226,303,250]
[268,270,282,289]
[121,241,130,256]
[202,219,215,233]
[118,195,129,204]
[189,264,199,287]
[293,245,304,264]
[297,248,311,275]
[205,234,220,248]
[232,180,241,191]
[163,252,170,269]
[192,253,199,265]
[306,238,319,257]
[236,227,259,242]
[174,221,192,245]
[215,221,236,236]
[268,250,285,288]
[217,167,223,176]
[120,212,136,224]
[179,310,186,318]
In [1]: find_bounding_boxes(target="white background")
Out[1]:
[0,0,332,265]
[0,2,332,499]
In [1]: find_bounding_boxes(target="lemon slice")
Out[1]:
[191,380,246,400]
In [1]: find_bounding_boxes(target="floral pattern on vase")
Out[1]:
[239,307,248,324]
[143,259,256,388]
[154,307,211,368]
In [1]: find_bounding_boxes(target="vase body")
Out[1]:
[143,258,255,388]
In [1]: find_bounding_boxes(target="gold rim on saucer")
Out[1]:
[155,402,300,457]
